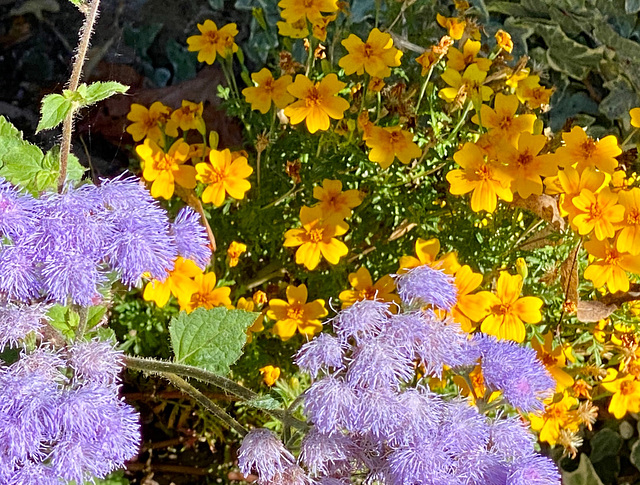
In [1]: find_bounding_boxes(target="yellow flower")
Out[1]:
[166,100,205,136]
[472,93,536,146]
[601,368,640,419]
[532,333,574,391]
[571,188,624,240]
[186,20,238,64]
[529,392,579,446]
[494,29,513,53]
[617,188,640,255]
[196,148,253,206]
[398,237,460,275]
[227,241,247,267]
[449,264,486,332]
[126,102,171,143]
[253,290,268,306]
[439,64,493,106]
[277,19,309,38]
[238,297,266,342]
[584,238,640,293]
[339,28,402,78]
[338,266,400,309]
[446,40,491,73]
[313,179,363,219]
[283,206,348,270]
[311,14,336,41]
[137,139,196,200]
[555,166,607,219]
[554,126,621,174]
[267,284,328,340]
[143,257,202,307]
[284,74,350,134]
[515,75,553,109]
[446,142,513,213]
[416,36,454,76]
[179,272,232,313]
[242,69,294,114]
[476,272,543,342]
[259,365,281,386]
[436,13,466,40]
[505,66,530,90]
[368,77,385,92]
[631,107,640,128]
[278,0,338,24]
[365,125,422,169]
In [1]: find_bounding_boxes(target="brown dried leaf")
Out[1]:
[388,219,417,242]
[576,300,618,323]
[512,194,565,230]
[560,244,580,304]
[519,225,558,250]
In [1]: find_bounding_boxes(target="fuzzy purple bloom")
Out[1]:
[331,299,391,345]
[40,250,105,306]
[295,333,345,378]
[298,428,353,476]
[0,243,41,301]
[508,455,560,485]
[69,339,124,386]
[390,387,443,445]
[346,336,414,389]
[269,464,311,485]
[488,416,536,462]
[387,440,453,485]
[394,265,457,310]
[0,179,36,240]
[7,462,59,485]
[238,428,295,482]
[350,388,403,440]
[304,376,358,434]
[171,207,211,269]
[0,302,47,351]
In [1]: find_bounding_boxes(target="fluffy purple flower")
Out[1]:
[508,455,560,485]
[171,207,211,269]
[350,388,403,440]
[390,387,443,445]
[0,179,36,239]
[0,243,41,301]
[346,336,414,389]
[304,376,357,434]
[488,416,536,462]
[40,250,105,306]
[269,464,311,485]
[0,302,47,351]
[394,265,457,310]
[295,333,345,378]
[238,428,295,482]
[299,428,353,476]
[438,399,490,456]
[331,299,391,345]
[387,440,452,485]
[69,339,124,386]
[7,462,59,485]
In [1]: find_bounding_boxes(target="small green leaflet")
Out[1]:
[169,307,258,375]
[83,81,129,105]
[36,94,73,133]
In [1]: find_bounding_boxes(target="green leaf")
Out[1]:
[590,428,623,463]
[87,305,107,330]
[0,144,45,191]
[41,146,86,187]
[245,395,283,411]
[37,93,74,132]
[563,454,605,485]
[166,40,196,84]
[82,81,129,105]
[170,307,257,375]
[0,116,28,161]
[631,438,640,470]
[46,305,76,340]
[626,0,640,13]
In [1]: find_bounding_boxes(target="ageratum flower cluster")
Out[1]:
[238,265,559,485]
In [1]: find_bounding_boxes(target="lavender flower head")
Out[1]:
[394,264,457,310]
[0,302,48,351]
[508,455,561,485]
[295,333,345,378]
[69,339,124,386]
[298,428,352,476]
[331,299,390,344]
[238,428,295,482]
[0,178,35,239]
[171,206,212,269]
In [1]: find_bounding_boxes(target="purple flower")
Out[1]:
[508,455,560,485]
[346,336,414,389]
[331,299,391,345]
[438,399,489,456]
[390,387,443,445]
[171,207,211,269]
[387,440,452,485]
[269,464,311,485]
[299,428,353,476]
[0,179,36,240]
[69,339,124,386]
[488,415,536,462]
[7,462,59,485]
[295,333,345,378]
[40,250,105,306]
[350,388,403,440]
[0,302,47,351]
[304,376,357,434]
[394,265,457,310]
[238,428,295,482]
[0,243,41,301]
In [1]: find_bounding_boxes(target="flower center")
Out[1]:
[307,227,324,243]
[191,292,215,308]
[516,151,534,167]
[287,305,304,320]
[586,202,602,221]
[498,115,512,130]
[263,79,274,93]
[203,166,224,184]
[154,155,174,171]
[541,353,556,367]
[620,380,635,395]
[305,87,322,107]
[627,209,640,225]
[204,30,220,44]
[604,248,620,265]
[358,287,378,300]
[303,0,314,6]
[389,131,403,145]
[474,165,493,181]
[491,303,511,316]
[363,43,375,58]
[581,139,597,158]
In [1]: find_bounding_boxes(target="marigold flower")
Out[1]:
[311,14,336,41]
[313,179,363,219]
[242,69,294,114]
[476,272,543,342]
[338,266,400,309]
[447,142,513,213]
[571,188,624,240]
[398,237,460,275]
[439,64,493,106]
[365,125,422,169]
[583,238,640,293]
[554,166,607,218]
[277,19,309,38]
[283,206,348,270]
[196,148,253,206]
[267,284,328,340]
[532,333,574,391]
[631,107,640,128]
[368,77,385,92]
[166,100,205,136]
[227,241,247,267]
[505,66,530,90]
[446,40,491,72]
[186,20,238,64]
[515,74,553,109]
[616,188,640,254]
[278,0,338,24]
[495,29,513,52]
[339,28,402,78]
[449,264,486,332]
[601,368,640,419]
[529,391,580,446]
[284,74,350,134]
[137,139,196,200]
[253,290,268,306]
[436,13,466,40]
[472,93,536,146]
[259,365,281,386]
[238,297,265,342]
[143,257,202,307]
[554,126,621,174]
[126,102,171,143]
[179,272,232,313]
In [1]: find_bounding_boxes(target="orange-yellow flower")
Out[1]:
[313,179,363,219]
[515,75,553,109]
[476,272,543,342]
[529,392,579,446]
[365,125,422,169]
[166,100,205,136]
[196,148,253,206]
[436,13,466,40]
[532,333,574,391]
[554,126,621,174]
[227,241,247,267]
[446,40,491,72]
[179,272,232,313]
[259,365,281,386]
[472,93,536,145]
[439,64,493,106]
[338,266,400,309]
[554,166,607,218]
[238,297,266,342]
[242,69,294,114]
[495,29,513,53]
[601,368,640,419]
[277,19,309,38]
[499,132,556,198]
[126,102,171,143]
[631,107,640,128]
[584,238,640,293]
[186,20,238,64]
[143,257,202,307]
[447,142,513,213]
[278,0,338,24]
[339,28,402,78]
[571,188,624,240]
[449,264,486,332]
[283,206,348,270]
[617,188,640,255]
[398,237,460,275]
[267,284,328,340]
[284,74,350,134]
[416,38,454,76]
[137,139,196,200]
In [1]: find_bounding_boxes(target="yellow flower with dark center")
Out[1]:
[196,148,253,207]
[584,238,640,293]
[529,392,580,446]
[284,74,350,134]
[446,142,513,213]
[601,368,640,419]
[166,100,205,136]
[532,333,574,391]
[187,20,238,65]
[227,241,247,267]
[515,75,553,109]
[616,188,640,255]
[495,29,513,53]
[475,272,543,342]
[472,93,536,146]
[439,64,493,106]
[277,18,309,38]
[631,107,640,128]
[137,139,196,200]
[179,272,232,313]
[446,40,491,72]
[267,284,328,340]
[278,0,338,24]
[436,13,466,40]
[126,102,171,143]
[365,125,422,169]
[571,188,624,240]
[398,237,460,275]
[283,206,349,270]
[554,126,621,174]
[339,28,402,78]
[313,179,363,219]
[338,266,400,309]
[259,365,281,386]
[143,257,202,307]
[242,69,294,114]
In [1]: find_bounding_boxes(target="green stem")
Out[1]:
[305,35,315,77]
[415,66,434,113]
[75,306,89,339]
[446,102,472,144]
[621,127,639,149]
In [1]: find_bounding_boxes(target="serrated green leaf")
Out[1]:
[47,305,75,340]
[0,116,27,161]
[83,81,129,105]
[0,144,45,191]
[170,307,257,375]
[87,305,107,330]
[563,454,604,485]
[41,146,86,187]
[37,93,73,132]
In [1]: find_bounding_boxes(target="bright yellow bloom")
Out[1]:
[126,102,171,143]
[571,188,624,240]
[554,126,621,174]
[617,188,640,255]
[277,19,309,38]
[554,166,607,219]
[631,107,640,128]
[179,272,232,313]
[242,69,294,114]
[238,297,266,343]
[398,237,460,275]
[368,77,385,92]
[495,29,513,52]
[436,13,466,40]
[253,290,268,306]
[278,0,338,24]
[447,142,513,213]
[143,257,202,307]
[476,272,543,342]
[283,206,348,270]
[416,36,453,75]
[311,13,336,41]
[515,75,553,109]
[227,241,247,267]
[313,179,363,219]
[186,20,238,64]
[529,392,579,446]
[284,74,350,134]
[584,238,640,293]
[365,125,422,169]
[472,93,536,146]
[439,64,493,106]
[446,40,491,72]
[499,133,556,198]
[267,284,328,340]
[338,266,400,309]
[166,100,205,136]
[601,368,640,419]
[259,365,281,386]
[339,28,402,78]
[505,66,530,90]
[137,139,196,200]
[196,148,253,206]
[532,333,574,391]
[450,265,486,332]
